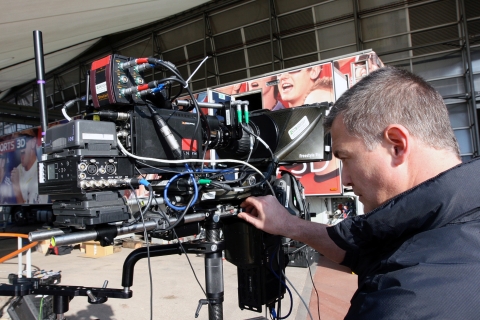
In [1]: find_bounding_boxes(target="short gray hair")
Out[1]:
[324,66,460,157]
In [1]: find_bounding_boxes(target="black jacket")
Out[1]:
[328,158,480,319]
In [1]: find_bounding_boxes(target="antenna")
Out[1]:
[33,30,48,141]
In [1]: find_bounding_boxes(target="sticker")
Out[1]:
[288,116,309,140]
[182,139,198,151]
[285,185,290,208]
[219,93,225,100]
[82,133,114,141]
[225,109,231,126]
[38,163,45,183]
[201,191,216,200]
[95,82,107,94]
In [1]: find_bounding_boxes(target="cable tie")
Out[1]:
[184,56,210,88]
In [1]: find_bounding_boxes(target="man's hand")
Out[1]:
[239,195,346,264]
[238,195,293,236]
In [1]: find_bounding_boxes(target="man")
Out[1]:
[239,67,480,318]
[0,154,14,204]
[274,65,332,110]
[11,130,46,204]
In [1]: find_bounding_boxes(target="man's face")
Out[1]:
[0,157,5,177]
[277,69,311,107]
[20,138,36,168]
[331,117,402,213]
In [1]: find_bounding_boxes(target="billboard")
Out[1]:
[0,127,49,204]
[211,51,383,195]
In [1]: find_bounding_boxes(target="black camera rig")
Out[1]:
[0,33,332,320]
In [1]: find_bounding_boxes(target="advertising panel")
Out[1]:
[178,51,384,196]
[0,127,48,204]
[213,62,341,195]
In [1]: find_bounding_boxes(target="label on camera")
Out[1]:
[225,109,231,126]
[38,163,45,183]
[288,116,309,140]
[82,133,114,141]
[201,191,216,200]
[95,81,107,94]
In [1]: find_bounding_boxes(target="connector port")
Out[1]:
[87,164,98,175]
[105,164,116,174]
[78,162,87,171]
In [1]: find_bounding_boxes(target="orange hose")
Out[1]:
[0,233,38,263]
[0,241,38,263]
[0,233,29,239]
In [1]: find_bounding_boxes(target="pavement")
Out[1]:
[0,223,357,320]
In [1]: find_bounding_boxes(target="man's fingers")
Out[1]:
[241,195,266,208]
[238,212,260,229]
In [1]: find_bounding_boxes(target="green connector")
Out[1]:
[198,179,212,185]
[236,105,243,124]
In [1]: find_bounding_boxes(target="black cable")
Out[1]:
[149,58,183,80]
[184,86,211,172]
[307,257,322,320]
[128,183,153,320]
[269,242,293,320]
[152,197,170,225]
[163,191,196,232]
[134,166,147,178]
[127,181,154,226]
[135,161,186,175]
[172,229,207,296]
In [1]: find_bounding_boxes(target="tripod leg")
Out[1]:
[53,295,70,320]
[204,220,224,320]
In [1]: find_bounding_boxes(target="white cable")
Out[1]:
[282,270,314,320]
[184,56,209,88]
[117,138,265,177]
[62,107,72,122]
[241,123,274,158]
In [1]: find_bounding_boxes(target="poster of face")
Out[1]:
[178,51,384,196]
[213,62,342,195]
[0,127,48,204]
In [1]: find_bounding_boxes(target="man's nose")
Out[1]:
[341,167,352,187]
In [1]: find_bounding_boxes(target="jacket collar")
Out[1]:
[356,157,480,242]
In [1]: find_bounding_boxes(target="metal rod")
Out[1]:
[29,228,68,242]
[52,221,157,246]
[121,244,183,287]
[169,213,206,224]
[17,238,22,278]
[175,99,223,109]
[33,31,48,135]
[460,0,480,157]
[26,248,32,278]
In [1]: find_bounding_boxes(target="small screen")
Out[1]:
[47,164,56,180]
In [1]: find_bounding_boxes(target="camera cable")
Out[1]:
[268,244,293,320]
[128,180,154,320]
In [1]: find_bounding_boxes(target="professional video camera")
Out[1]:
[3,51,331,320]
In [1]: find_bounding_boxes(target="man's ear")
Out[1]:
[309,66,321,80]
[383,125,409,166]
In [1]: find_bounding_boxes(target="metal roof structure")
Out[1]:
[0,0,479,159]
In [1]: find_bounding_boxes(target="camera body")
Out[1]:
[35,54,331,314]
[37,56,331,230]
